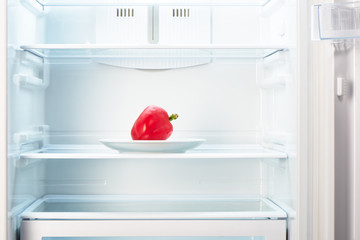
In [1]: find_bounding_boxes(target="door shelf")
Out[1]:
[312,1,360,40]
[19,144,288,160]
[32,0,272,7]
[20,44,288,60]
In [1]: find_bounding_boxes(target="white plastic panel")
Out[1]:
[95,5,212,69]
[96,7,148,44]
[159,6,210,45]
[29,4,284,47]
[44,6,96,44]
[20,220,286,240]
[212,7,260,45]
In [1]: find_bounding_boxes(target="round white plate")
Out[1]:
[99,139,205,153]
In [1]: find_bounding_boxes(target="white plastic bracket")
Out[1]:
[12,126,48,168]
[13,74,48,89]
[336,77,352,98]
[19,0,45,15]
[13,125,49,147]
[262,0,285,17]
[337,77,344,97]
[259,75,290,89]
[333,40,353,52]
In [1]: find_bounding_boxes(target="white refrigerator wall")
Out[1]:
[45,63,260,144]
[7,1,47,240]
[39,3,296,198]
[7,0,46,205]
[1,0,8,239]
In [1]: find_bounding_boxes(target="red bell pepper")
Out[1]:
[131,105,178,140]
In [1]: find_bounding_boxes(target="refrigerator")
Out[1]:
[1,0,359,239]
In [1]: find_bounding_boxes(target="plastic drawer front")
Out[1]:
[19,196,287,240]
[20,220,286,240]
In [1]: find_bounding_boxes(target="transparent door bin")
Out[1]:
[312,2,360,40]
[20,196,287,240]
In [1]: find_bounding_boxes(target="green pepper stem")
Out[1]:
[169,114,178,122]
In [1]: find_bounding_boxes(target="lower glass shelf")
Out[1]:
[21,195,287,220]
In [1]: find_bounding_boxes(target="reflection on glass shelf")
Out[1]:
[34,199,274,213]
[21,195,286,219]
[20,44,287,60]
[19,144,288,159]
[33,0,272,7]
[312,1,360,40]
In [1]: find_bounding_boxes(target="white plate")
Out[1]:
[99,139,205,153]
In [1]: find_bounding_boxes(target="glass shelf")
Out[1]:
[312,1,360,40]
[21,195,287,220]
[20,144,288,160]
[20,44,287,60]
[33,0,272,7]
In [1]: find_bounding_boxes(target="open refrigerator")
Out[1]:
[1,0,360,239]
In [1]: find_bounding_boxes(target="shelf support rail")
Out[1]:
[12,125,49,167]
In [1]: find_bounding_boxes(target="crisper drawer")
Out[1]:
[20,195,287,240]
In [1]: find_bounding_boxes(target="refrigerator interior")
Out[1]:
[7,0,297,239]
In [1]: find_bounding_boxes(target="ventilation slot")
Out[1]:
[116,8,135,17]
[172,8,190,17]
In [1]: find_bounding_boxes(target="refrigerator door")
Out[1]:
[329,1,360,238]
[310,0,360,239]
[354,42,360,240]
[299,1,337,240]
